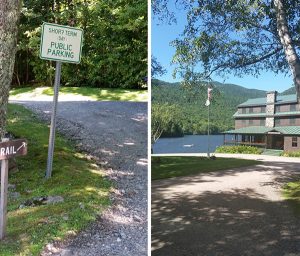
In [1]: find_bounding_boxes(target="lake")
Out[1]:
[152,134,236,154]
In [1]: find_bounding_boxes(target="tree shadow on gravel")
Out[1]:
[152,162,300,192]
[11,100,148,171]
[152,189,300,256]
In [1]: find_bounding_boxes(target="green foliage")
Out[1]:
[215,145,263,154]
[152,79,267,136]
[153,1,299,88]
[151,55,166,77]
[151,156,260,180]
[151,103,183,144]
[14,0,147,89]
[281,150,300,157]
[1,104,111,255]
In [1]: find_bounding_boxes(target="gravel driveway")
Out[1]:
[11,99,148,256]
[152,160,300,256]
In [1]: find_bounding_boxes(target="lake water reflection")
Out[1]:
[153,134,236,154]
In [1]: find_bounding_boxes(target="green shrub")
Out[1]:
[215,145,263,154]
[281,151,300,157]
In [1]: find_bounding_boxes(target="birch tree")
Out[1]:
[153,0,300,97]
[0,0,21,138]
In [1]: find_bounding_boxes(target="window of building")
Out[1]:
[290,104,296,112]
[249,107,253,113]
[276,105,281,113]
[261,106,266,113]
[290,117,296,125]
[242,119,246,125]
[260,119,265,126]
[292,137,298,147]
[249,119,253,125]
[275,118,280,126]
[242,108,246,114]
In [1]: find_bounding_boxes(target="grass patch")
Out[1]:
[10,87,148,102]
[215,145,263,154]
[152,156,260,180]
[283,181,300,215]
[9,87,33,96]
[0,104,111,255]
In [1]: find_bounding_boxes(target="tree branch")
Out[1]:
[234,46,283,68]
[203,46,283,79]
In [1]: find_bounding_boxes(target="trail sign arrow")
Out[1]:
[17,142,26,152]
[0,139,27,160]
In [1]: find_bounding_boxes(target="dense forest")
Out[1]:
[152,79,294,137]
[13,0,147,89]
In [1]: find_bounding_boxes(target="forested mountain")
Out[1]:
[281,87,296,95]
[152,79,295,136]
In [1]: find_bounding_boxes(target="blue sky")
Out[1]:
[151,5,293,93]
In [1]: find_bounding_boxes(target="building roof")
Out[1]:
[224,126,272,134]
[233,110,300,118]
[224,126,300,135]
[238,94,297,107]
[233,112,265,118]
[276,126,300,135]
[275,111,300,117]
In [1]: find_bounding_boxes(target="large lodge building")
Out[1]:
[224,91,300,152]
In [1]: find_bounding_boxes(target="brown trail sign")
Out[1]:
[0,139,27,160]
[0,139,27,239]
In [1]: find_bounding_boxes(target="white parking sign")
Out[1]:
[40,22,83,64]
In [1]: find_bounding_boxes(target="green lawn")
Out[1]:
[10,86,148,102]
[283,181,300,214]
[0,104,112,255]
[152,156,260,180]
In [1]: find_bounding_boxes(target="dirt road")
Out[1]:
[152,160,300,256]
[11,99,148,256]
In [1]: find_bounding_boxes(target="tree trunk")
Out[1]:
[0,0,21,138]
[274,0,300,99]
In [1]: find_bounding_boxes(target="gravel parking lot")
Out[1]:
[11,99,148,256]
[152,157,300,256]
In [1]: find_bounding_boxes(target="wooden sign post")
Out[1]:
[0,139,27,239]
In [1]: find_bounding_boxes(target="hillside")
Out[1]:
[152,79,295,136]
[152,79,267,99]
[281,87,296,95]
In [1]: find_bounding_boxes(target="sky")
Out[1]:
[151,5,294,93]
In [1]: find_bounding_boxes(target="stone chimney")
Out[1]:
[265,91,277,127]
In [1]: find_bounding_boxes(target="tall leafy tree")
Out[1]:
[151,103,183,144]
[153,0,300,97]
[0,0,21,138]
[14,0,147,89]
[151,55,166,77]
